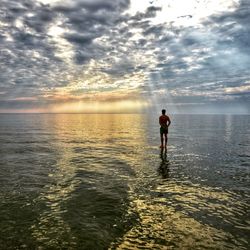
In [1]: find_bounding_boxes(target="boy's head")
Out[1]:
[162,109,166,115]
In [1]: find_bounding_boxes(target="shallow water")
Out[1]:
[0,114,249,249]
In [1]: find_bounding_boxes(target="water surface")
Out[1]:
[0,114,249,249]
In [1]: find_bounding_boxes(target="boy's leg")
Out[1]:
[164,133,168,147]
[160,133,164,148]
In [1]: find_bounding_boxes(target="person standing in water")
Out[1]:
[159,109,171,149]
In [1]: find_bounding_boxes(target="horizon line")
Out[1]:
[0,112,249,115]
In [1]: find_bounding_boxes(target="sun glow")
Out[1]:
[127,0,240,26]
[49,100,149,113]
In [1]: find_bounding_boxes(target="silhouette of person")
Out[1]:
[159,109,171,149]
[159,148,170,179]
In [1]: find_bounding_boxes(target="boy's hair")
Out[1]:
[162,109,166,115]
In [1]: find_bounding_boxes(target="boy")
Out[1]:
[159,109,171,148]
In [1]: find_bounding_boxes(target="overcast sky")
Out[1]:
[0,0,249,113]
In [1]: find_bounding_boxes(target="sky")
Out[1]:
[0,0,249,114]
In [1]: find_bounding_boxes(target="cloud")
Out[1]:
[0,0,250,113]
[224,84,250,95]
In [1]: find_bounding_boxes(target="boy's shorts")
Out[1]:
[160,126,168,134]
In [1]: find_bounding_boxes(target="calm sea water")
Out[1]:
[0,114,249,249]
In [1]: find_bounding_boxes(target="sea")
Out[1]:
[0,114,249,249]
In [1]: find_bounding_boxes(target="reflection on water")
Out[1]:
[115,184,246,249]
[0,114,249,249]
[28,114,147,249]
[158,149,170,179]
[31,143,80,248]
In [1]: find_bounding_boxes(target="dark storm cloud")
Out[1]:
[102,57,136,76]
[63,33,94,45]
[131,6,162,21]
[50,0,131,65]
[142,24,164,37]
[24,6,54,33]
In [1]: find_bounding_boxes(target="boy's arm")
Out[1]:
[167,118,171,127]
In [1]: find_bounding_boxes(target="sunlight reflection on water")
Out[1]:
[0,114,249,249]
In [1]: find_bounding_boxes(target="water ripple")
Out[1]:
[0,114,249,249]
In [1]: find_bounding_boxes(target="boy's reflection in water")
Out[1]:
[159,148,170,179]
